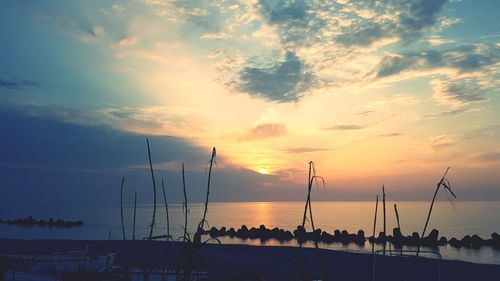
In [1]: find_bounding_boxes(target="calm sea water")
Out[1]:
[1,201,499,264]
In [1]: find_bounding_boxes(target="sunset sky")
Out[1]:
[0,0,499,205]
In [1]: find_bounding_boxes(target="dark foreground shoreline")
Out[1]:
[1,239,500,281]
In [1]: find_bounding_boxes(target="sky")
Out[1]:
[0,0,499,206]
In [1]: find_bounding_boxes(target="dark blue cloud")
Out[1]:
[0,78,39,90]
[336,0,449,46]
[238,51,314,102]
[0,109,307,210]
[0,111,206,169]
[256,0,328,47]
[0,109,209,208]
[336,24,385,47]
[374,55,417,78]
[259,0,308,23]
[372,44,499,79]
[399,0,448,31]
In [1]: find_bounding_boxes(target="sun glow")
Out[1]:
[258,168,270,175]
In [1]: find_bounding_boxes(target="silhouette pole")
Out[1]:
[161,179,170,241]
[372,194,379,254]
[417,167,452,256]
[133,192,137,240]
[146,138,157,240]
[394,204,401,230]
[196,147,216,244]
[181,163,189,241]
[382,185,387,256]
[120,177,126,240]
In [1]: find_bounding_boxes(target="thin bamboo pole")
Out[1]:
[417,167,451,256]
[371,194,379,254]
[161,179,170,241]
[182,163,188,241]
[394,203,402,256]
[133,192,137,240]
[120,177,126,240]
[394,204,401,230]
[301,162,313,227]
[308,196,315,231]
[146,138,157,240]
[382,185,387,256]
[200,147,216,230]
[300,161,320,248]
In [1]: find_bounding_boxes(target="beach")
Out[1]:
[1,239,500,281]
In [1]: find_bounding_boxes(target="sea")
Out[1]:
[1,201,499,265]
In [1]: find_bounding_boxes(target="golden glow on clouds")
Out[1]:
[90,0,500,188]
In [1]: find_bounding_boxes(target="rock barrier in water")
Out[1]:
[0,216,84,227]
[208,225,500,250]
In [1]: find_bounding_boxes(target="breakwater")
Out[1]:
[207,225,500,249]
[0,216,83,227]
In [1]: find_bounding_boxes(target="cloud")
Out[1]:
[0,109,209,170]
[336,24,387,47]
[432,78,489,106]
[336,0,449,47]
[378,133,402,138]
[356,110,375,116]
[97,106,209,138]
[259,0,307,24]
[28,1,108,42]
[79,25,105,41]
[256,0,327,47]
[255,0,448,48]
[371,44,499,80]
[244,123,286,140]
[398,0,448,35]
[427,36,454,46]
[237,51,314,102]
[0,109,311,207]
[282,147,329,154]
[475,152,500,162]
[142,0,219,33]
[463,125,500,140]
[0,78,39,90]
[430,135,456,149]
[117,36,137,46]
[325,124,364,131]
[131,0,471,101]
[421,108,469,119]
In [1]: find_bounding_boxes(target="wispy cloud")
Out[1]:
[430,135,457,149]
[0,78,39,90]
[421,108,470,119]
[325,124,364,131]
[282,147,329,154]
[378,133,403,138]
[475,152,500,162]
[244,123,286,140]
[370,44,499,80]
[432,78,490,106]
[463,125,500,140]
